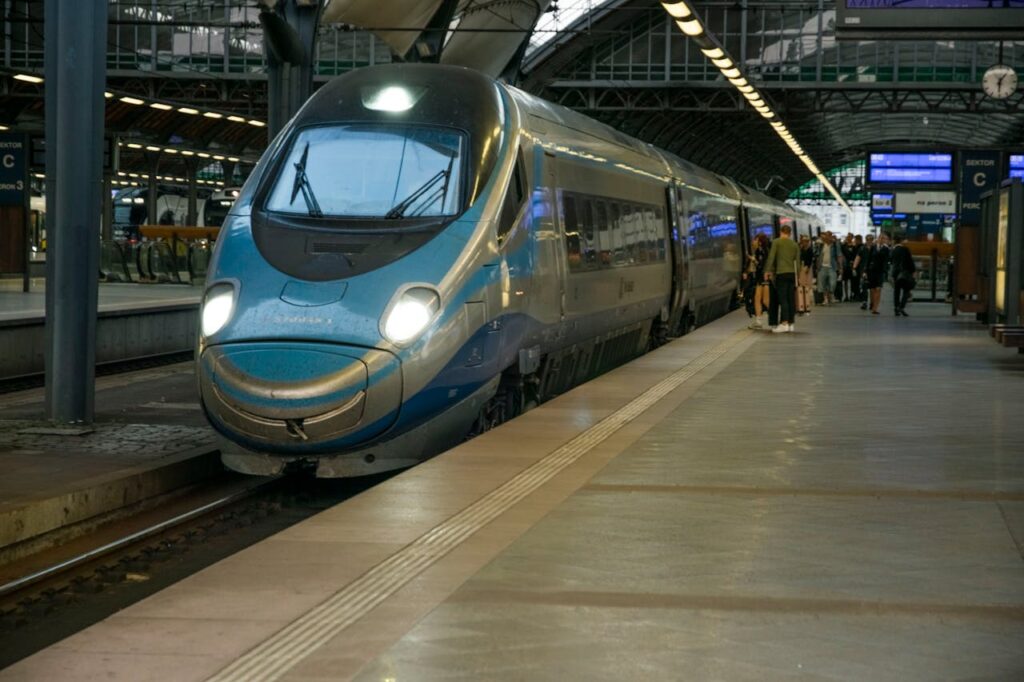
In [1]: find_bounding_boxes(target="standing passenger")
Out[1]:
[890,235,916,316]
[850,234,865,304]
[816,231,841,306]
[866,233,891,315]
[765,224,800,333]
[747,233,772,329]
[841,234,857,302]
[797,235,815,315]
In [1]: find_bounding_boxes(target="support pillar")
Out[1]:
[101,175,113,241]
[43,0,107,423]
[186,164,198,226]
[261,0,322,138]
[147,158,159,226]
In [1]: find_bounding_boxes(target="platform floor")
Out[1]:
[3,300,1023,680]
[0,281,199,322]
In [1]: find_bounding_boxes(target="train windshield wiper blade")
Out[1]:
[290,142,323,218]
[384,168,449,220]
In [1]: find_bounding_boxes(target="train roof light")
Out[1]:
[362,85,426,113]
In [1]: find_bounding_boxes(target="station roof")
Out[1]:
[522,1,1024,198]
[3,1,1023,197]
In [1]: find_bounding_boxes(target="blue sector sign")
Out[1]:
[0,132,26,205]
[958,150,1001,226]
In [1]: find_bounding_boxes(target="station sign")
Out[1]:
[895,191,956,214]
[959,150,1001,226]
[0,132,27,206]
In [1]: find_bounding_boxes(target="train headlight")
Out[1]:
[201,283,235,337]
[382,287,440,345]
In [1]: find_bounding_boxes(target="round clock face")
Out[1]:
[983,64,1018,100]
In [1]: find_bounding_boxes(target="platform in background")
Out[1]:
[0,280,200,323]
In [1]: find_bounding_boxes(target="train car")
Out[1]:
[197,63,817,477]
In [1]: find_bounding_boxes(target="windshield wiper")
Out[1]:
[290,142,323,218]
[385,156,455,220]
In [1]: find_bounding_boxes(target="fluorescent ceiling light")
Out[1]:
[178,107,199,115]
[720,67,741,79]
[227,115,246,123]
[120,96,145,105]
[677,18,703,36]
[712,57,733,69]
[150,102,173,111]
[661,1,693,19]
[701,47,724,59]
[248,120,266,127]
[203,112,223,119]
[13,73,43,84]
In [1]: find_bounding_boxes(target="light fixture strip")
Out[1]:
[659,4,850,212]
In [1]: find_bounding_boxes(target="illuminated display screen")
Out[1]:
[848,1,1023,6]
[837,1,1024,38]
[1009,154,1024,179]
[868,153,953,184]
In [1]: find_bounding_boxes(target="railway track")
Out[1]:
[0,350,195,395]
[0,471,390,669]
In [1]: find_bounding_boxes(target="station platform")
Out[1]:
[0,362,218,564]
[0,280,200,323]
[3,300,1023,680]
[0,281,200,380]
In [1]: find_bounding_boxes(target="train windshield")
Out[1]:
[266,124,465,219]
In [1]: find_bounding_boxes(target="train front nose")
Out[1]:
[199,342,401,448]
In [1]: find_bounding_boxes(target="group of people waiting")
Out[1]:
[744,227,918,333]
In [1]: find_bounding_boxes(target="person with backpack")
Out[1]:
[890,235,917,316]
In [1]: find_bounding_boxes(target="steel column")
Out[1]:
[264,0,322,138]
[43,0,108,423]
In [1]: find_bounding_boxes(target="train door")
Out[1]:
[666,183,691,333]
[539,151,566,323]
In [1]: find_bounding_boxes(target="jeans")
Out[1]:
[775,273,796,325]
[817,266,836,295]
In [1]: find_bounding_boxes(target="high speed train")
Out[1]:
[198,63,821,477]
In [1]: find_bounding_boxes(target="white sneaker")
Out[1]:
[772,322,790,334]
[748,318,763,329]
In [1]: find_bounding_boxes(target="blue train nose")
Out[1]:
[199,342,401,448]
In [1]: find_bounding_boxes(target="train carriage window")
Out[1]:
[497,150,527,243]
[654,206,666,261]
[595,200,611,267]
[643,208,657,262]
[580,198,597,269]
[562,193,582,271]
[610,203,624,266]
[633,206,648,264]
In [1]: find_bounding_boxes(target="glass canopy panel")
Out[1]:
[527,0,618,57]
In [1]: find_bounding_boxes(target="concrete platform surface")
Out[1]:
[2,301,1023,681]
[0,363,218,562]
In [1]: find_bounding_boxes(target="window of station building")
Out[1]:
[498,151,527,243]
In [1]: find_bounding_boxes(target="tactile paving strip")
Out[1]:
[208,329,752,682]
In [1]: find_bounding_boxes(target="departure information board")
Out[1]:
[868,153,953,184]
[837,1,1024,39]
[1009,154,1024,179]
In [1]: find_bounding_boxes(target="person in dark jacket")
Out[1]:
[890,235,917,316]
[860,233,890,315]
